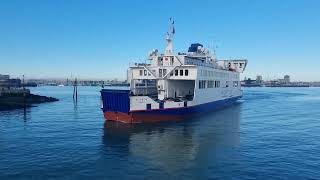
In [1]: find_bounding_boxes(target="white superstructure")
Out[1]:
[127,20,247,112]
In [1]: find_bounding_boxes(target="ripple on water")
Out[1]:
[0,87,320,179]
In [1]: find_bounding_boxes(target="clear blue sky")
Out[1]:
[0,0,319,81]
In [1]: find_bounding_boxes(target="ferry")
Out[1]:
[101,19,247,123]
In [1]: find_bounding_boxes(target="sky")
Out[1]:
[0,0,319,81]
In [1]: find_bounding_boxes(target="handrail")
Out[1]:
[143,66,157,78]
[162,56,183,79]
[175,55,183,65]
[162,66,178,79]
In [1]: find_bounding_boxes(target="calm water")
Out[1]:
[0,86,320,179]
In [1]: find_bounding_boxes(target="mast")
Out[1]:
[165,18,175,55]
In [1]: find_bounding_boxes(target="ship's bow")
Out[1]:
[100,89,132,123]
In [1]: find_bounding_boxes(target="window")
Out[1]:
[226,81,229,88]
[199,80,206,89]
[140,70,143,76]
[185,69,189,76]
[170,58,174,65]
[215,81,220,88]
[234,81,239,87]
[159,69,162,77]
[144,70,147,76]
[207,81,214,88]
[180,70,183,76]
[163,69,167,76]
[175,70,178,76]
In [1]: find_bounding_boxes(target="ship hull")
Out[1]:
[102,96,241,123]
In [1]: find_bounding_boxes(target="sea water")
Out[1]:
[0,86,319,179]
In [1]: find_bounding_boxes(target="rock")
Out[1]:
[0,93,58,111]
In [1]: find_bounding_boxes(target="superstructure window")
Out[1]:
[215,81,220,88]
[226,81,229,88]
[185,69,189,76]
[158,58,164,66]
[199,80,206,89]
[140,70,143,76]
[170,58,174,65]
[163,69,167,76]
[180,70,183,76]
[159,69,162,77]
[207,81,214,88]
[175,70,178,76]
[144,70,147,76]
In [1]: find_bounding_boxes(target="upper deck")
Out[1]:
[126,19,247,102]
[128,43,247,82]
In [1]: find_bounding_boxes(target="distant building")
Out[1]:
[0,74,10,80]
[0,74,21,87]
[256,75,263,85]
[241,78,262,87]
[284,75,290,84]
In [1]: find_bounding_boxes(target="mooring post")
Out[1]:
[22,75,26,107]
[73,78,78,101]
[75,78,78,101]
